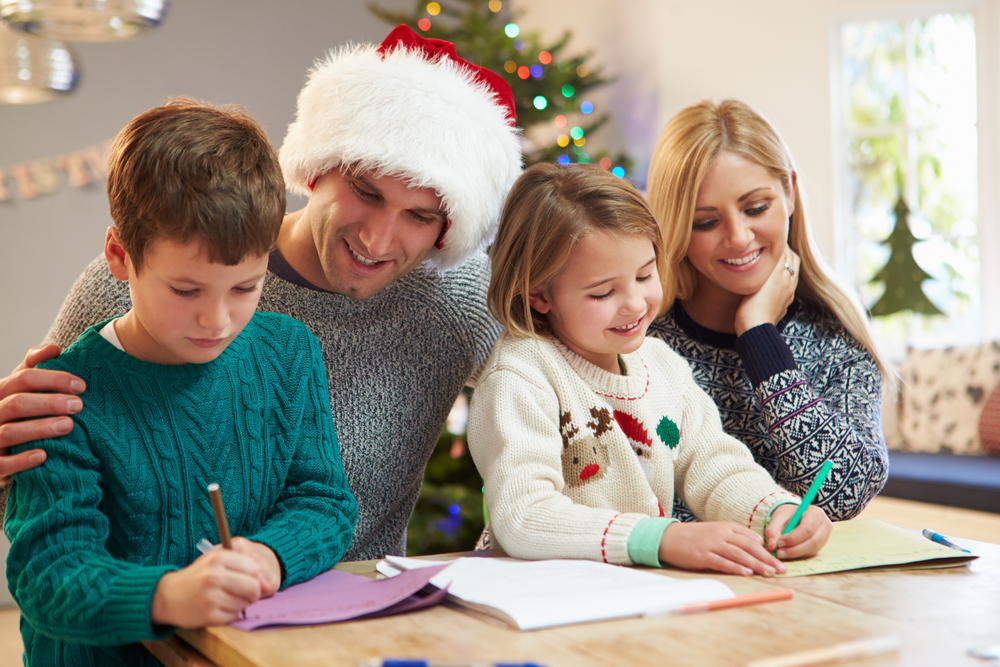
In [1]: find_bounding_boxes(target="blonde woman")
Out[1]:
[468,163,830,574]
[645,99,891,523]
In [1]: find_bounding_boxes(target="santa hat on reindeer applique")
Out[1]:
[279,24,524,270]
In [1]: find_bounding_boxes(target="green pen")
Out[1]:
[774,459,833,556]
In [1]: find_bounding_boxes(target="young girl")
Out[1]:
[468,163,830,575]
[645,100,891,524]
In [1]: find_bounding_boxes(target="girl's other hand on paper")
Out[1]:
[765,505,832,560]
[658,521,787,576]
[149,548,262,627]
[232,537,282,597]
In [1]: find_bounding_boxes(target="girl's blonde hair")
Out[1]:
[646,99,893,381]
[490,162,666,339]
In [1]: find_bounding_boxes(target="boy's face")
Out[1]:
[107,232,269,365]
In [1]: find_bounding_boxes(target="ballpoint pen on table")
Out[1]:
[643,588,793,617]
[921,528,972,554]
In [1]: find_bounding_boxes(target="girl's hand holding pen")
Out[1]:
[765,505,832,560]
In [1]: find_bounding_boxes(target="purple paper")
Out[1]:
[231,562,452,631]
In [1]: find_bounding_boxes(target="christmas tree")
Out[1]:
[869,193,943,317]
[369,0,632,172]
[370,0,634,555]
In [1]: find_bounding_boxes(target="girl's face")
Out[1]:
[529,231,662,374]
[686,151,795,303]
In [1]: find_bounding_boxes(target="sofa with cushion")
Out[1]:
[880,342,1000,514]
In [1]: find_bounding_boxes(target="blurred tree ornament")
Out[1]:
[868,191,943,317]
[0,24,79,104]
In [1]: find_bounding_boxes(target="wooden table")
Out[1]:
[147,538,1000,667]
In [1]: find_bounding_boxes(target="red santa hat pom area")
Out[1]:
[279,25,523,270]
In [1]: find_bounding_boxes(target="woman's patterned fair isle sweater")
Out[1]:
[647,300,888,523]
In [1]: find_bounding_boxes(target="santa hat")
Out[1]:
[279,25,523,270]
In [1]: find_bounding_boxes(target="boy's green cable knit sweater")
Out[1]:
[5,312,358,666]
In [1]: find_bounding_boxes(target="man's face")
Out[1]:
[306,168,447,300]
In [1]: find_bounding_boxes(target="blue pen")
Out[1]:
[922,528,972,554]
[358,661,547,667]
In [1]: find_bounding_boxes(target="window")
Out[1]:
[836,11,982,357]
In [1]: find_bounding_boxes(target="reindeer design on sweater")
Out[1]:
[560,407,613,488]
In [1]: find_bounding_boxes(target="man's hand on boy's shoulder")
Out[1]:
[0,344,86,480]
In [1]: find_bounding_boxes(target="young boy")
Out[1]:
[4,99,359,666]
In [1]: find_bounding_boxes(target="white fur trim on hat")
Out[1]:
[279,42,523,270]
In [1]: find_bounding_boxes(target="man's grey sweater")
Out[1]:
[37,250,501,561]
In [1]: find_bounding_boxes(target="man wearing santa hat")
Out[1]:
[0,25,522,561]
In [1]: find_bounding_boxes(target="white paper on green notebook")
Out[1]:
[380,555,735,630]
[779,518,978,577]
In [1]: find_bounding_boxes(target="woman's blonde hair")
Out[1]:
[490,162,665,339]
[646,99,893,381]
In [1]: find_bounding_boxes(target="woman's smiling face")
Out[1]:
[685,151,795,302]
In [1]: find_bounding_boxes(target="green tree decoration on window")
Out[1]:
[369,0,632,172]
[869,193,943,317]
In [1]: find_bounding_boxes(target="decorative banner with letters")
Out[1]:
[0,140,112,202]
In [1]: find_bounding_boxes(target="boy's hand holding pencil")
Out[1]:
[148,483,282,627]
[207,482,282,596]
[198,536,282,598]
[149,547,266,627]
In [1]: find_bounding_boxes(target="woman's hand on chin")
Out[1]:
[734,247,800,336]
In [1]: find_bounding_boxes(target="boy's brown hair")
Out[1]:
[106,97,285,270]
[489,162,666,338]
